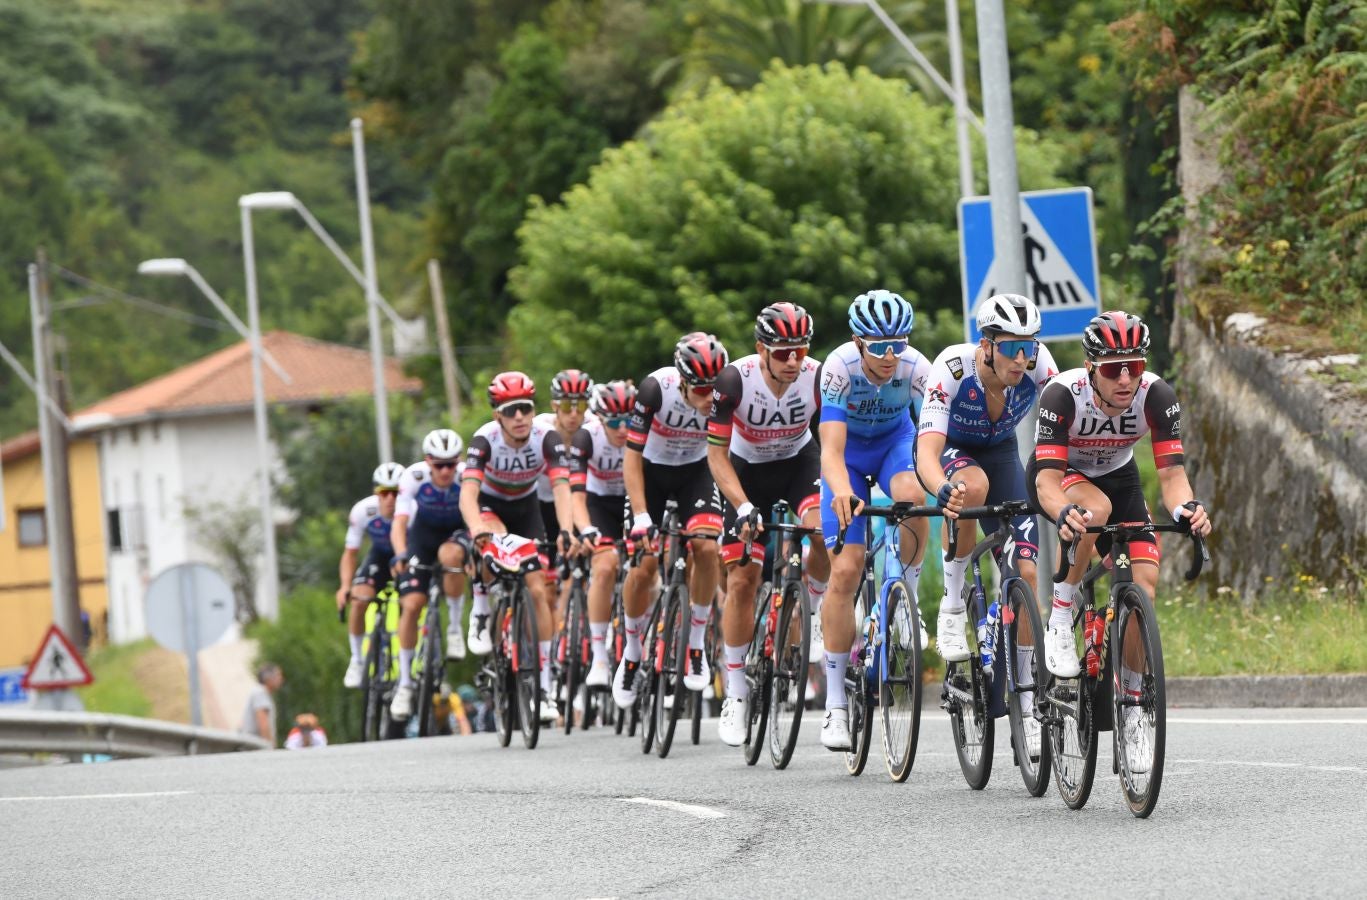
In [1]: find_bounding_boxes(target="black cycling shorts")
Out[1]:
[351,545,394,592]
[479,493,546,543]
[942,436,1041,568]
[1027,456,1158,564]
[642,458,723,534]
[395,517,470,597]
[720,440,821,567]
[587,491,628,545]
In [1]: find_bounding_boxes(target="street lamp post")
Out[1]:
[351,119,391,464]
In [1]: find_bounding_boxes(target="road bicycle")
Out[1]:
[834,501,940,782]
[339,585,404,742]
[553,552,594,734]
[481,534,546,750]
[941,500,1050,795]
[1041,518,1209,817]
[741,499,816,770]
[406,560,462,738]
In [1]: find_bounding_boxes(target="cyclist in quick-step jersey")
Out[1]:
[817,290,933,751]
[612,333,728,711]
[338,462,406,688]
[708,302,828,747]
[388,429,471,720]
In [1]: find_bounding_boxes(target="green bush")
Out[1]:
[252,588,361,744]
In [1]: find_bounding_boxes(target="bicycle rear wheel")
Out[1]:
[654,585,687,759]
[768,581,810,770]
[492,593,515,748]
[563,585,586,736]
[845,585,874,777]
[1042,615,1097,809]
[1004,579,1051,796]
[743,583,773,766]
[361,623,384,742]
[417,603,444,738]
[514,591,542,750]
[637,605,660,754]
[881,579,923,783]
[1115,585,1165,818]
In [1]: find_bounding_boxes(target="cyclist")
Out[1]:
[388,429,470,720]
[915,293,1059,750]
[460,371,588,723]
[567,380,637,689]
[535,369,596,605]
[708,302,827,747]
[817,290,933,751]
[338,462,406,688]
[1030,311,1211,770]
[612,332,728,711]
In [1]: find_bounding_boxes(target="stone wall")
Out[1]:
[1168,89,1367,598]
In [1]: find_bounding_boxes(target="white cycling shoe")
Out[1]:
[539,689,558,724]
[586,657,611,689]
[1021,716,1042,760]
[1123,707,1153,774]
[343,658,364,689]
[683,648,710,692]
[390,683,415,720]
[467,614,493,657]
[1044,624,1081,678]
[446,624,467,661]
[821,707,852,751]
[936,611,971,662]
[612,658,640,709]
[718,697,748,746]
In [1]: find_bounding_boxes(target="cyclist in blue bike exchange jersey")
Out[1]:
[817,289,940,752]
[915,293,1059,661]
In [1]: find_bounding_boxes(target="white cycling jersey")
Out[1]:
[344,495,393,553]
[569,417,626,496]
[464,419,569,501]
[534,410,597,502]
[626,367,710,467]
[707,353,821,463]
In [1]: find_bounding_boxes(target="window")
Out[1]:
[17,509,46,547]
[107,509,123,553]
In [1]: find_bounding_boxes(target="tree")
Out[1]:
[508,63,1063,384]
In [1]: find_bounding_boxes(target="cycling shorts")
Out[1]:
[540,500,561,570]
[351,545,394,592]
[941,436,1040,567]
[480,493,546,543]
[820,418,917,548]
[1027,456,1158,564]
[587,491,628,546]
[396,518,470,597]
[643,458,723,533]
[721,439,821,566]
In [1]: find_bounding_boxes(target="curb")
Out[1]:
[1167,674,1367,709]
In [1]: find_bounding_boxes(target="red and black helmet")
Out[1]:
[488,371,536,407]
[754,301,813,345]
[1083,311,1151,359]
[673,332,729,386]
[550,369,593,401]
[591,380,637,417]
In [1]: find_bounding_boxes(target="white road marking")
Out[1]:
[0,790,193,802]
[1170,717,1367,725]
[1173,759,1366,775]
[618,797,726,819]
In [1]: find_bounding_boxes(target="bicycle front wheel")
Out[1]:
[637,604,660,754]
[1115,584,1165,818]
[417,603,444,738]
[1004,579,1050,796]
[654,585,687,759]
[361,624,384,742]
[881,580,923,783]
[563,586,586,736]
[743,583,773,766]
[514,592,542,750]
[769,581,810,770]
[1043,615,1097,810]
[845,585,874,777]
[492,594,515,748]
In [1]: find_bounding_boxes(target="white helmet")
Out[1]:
[421,428,464,460]
[976,293,1041,337]
[372,462,406,489]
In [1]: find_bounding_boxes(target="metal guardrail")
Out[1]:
[0,710,271,758]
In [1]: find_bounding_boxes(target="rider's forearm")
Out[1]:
[624,449,648,518]
[819,423,853,497]
[1156,465,1196,519]
[914,432,949,495]
[338,548,359,590]
[458,480,484,537]
[707,442,748,509]
[389,517,409,559]
[1034,469,1068,522]
[552,481,577,533]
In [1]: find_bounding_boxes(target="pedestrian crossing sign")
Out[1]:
[958,186,1101,343]
[21,624,93,690]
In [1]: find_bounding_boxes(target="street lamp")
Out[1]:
[809,0,981,198]
[236,189,397,464]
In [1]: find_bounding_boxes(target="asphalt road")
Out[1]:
[3,707,1365,898]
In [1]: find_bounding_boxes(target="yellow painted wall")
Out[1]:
[0,439,108,669]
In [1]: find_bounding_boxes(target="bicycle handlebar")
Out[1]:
[1053,519,1210,584]
[833,501,942,556]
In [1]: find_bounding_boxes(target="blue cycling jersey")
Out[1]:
[395,461,466,530]
[344,496,393,555]
[818,341,932,441]
[917,343,1060,447]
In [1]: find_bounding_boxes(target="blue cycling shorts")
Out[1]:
[941,435,1040,565]
[821,419,918,548]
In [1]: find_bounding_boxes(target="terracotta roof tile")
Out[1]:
[77,331,422,424]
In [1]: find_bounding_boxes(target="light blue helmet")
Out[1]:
[848,290,914,338]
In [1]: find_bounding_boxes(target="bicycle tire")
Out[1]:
[637,604,660,754]
[1004,579,1051,796]
[881,579,923,783]
[1043,609,1098,809]
[417,601,444,738]
[654,584,687,759]
[1115,584,1166,818]
[492,593,515,748]
[514,590,541,750]
[563,583,586,736]
[361,620,384,742]
[946,579,994,789]
[845,584,874,777]
[743,582,773,767]
[768,580,810,770]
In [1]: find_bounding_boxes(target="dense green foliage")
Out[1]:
[508,64,1064,381]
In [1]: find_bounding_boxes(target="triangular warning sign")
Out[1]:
[21,624,93,690]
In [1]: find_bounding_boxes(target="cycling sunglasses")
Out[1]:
[989,337,1040,360]
[555,399,589,413]
[1095,358,1146,380]
[603,416,630,429]
[430,460,458,471]
[859,337,909,357]
[763,344,809,362]
[496,400,535,417]
[373,487,398,496]
[689,384,715,397]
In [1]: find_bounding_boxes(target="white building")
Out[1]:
[75,332,420,644]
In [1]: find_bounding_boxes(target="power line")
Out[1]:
[51,265,234,332]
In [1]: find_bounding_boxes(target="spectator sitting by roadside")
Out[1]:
[284,713,329,749]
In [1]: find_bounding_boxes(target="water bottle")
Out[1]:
[1083,609,1104,677]
[977,602,999,675]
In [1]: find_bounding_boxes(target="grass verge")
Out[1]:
[77,638,155,717]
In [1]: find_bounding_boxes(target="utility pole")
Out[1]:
[427,259,462,425]
[29,250,82,648]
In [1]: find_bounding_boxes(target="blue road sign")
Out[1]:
[958,187,1101,343]
[0,668,29,704]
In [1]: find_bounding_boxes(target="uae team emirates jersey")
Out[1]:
[707,353,821,463]
[626,367,709,466]
[1033,367,1185,477]
[463,420,569,501]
